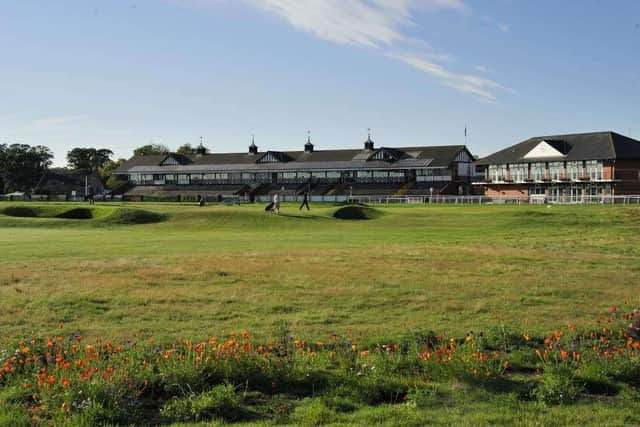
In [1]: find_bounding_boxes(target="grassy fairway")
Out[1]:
[1,202,639,343]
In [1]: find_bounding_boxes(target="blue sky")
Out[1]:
[1,0,639,165]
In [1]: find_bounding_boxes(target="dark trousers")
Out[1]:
[299,200,310,210]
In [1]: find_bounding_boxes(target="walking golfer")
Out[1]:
[299,190,310,211]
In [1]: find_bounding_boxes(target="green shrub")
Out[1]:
[161,384,242,423]
[534,365,584,405]
[405,383,441,408]
[289,399,336,426]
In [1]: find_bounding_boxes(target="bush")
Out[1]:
[161,384,243,423]
[405,383,441,408]
[534,365,584,405]
[289,399,336,426]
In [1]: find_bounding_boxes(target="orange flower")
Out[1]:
[61,402,68,411]
[61,378,71,388]
[360,350,370,358]
[560,350,568,360]
[523,334,531,341]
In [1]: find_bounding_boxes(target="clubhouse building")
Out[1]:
[114,135,478,200]
[474,131,640,199]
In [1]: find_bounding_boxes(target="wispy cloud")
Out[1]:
[27,115,86,132]
[168,0,510,100]
[481,15,509,33]
[391,54,503,100]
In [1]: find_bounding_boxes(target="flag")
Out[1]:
[464,125,467,138]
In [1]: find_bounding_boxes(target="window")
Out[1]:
[585,160,602,180]
[326,171,341,181]
[509,164,528,182]
[566,161,581,180]
[177,174,189,185]
[488,165,507,181]
[530,163,546,181]
[548,162,564,180]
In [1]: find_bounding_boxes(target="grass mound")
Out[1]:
[56,207,94,219]
[102,207,166,225]
[1,206,38,217]
[333,205,381,220]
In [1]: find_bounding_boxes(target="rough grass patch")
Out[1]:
[102,208,166,225]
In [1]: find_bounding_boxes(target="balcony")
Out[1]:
[579,176,590,181]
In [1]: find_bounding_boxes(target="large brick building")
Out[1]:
[474,131,640,199]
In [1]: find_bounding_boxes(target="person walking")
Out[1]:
[272,193,280,214]
[299,190,310,211]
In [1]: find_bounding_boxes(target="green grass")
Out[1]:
[1,202,638,343]
[1,201,640,425]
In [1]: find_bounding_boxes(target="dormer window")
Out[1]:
[159,154,191,166]
[369,147,401,162]
[256,151,291,164]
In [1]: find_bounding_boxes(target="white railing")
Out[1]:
[347,195,640,205]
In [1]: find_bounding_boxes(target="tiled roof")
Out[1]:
[115,145,468,174]
[475,132,640,165]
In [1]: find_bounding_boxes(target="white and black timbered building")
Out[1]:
[114,135,477,200]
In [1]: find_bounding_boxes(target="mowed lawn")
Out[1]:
[1,202,639,343]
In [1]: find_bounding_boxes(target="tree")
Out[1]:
[176,143,196,154]
[67,148,113,172]
[176,143,210,155]
[133,144,170,156]
[0,144,6,192]
[0,144,54,193]
[101,158,127,191]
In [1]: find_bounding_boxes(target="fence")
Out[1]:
[6,194,640,205]
[346,195,640,205]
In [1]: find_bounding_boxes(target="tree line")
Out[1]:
[0,142,210,194]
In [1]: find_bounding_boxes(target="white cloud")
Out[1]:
[391,53,503,100]
[481,15,509,33]
[168,0,510,100]
[474,65,488,73]
[498,23,510,33]
[27,115,86,132]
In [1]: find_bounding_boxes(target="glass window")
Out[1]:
[509,164,528,182]
[548,162,564,180]
[530,163,546,181]
[566,161,581,180]
[586,160,602,180]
